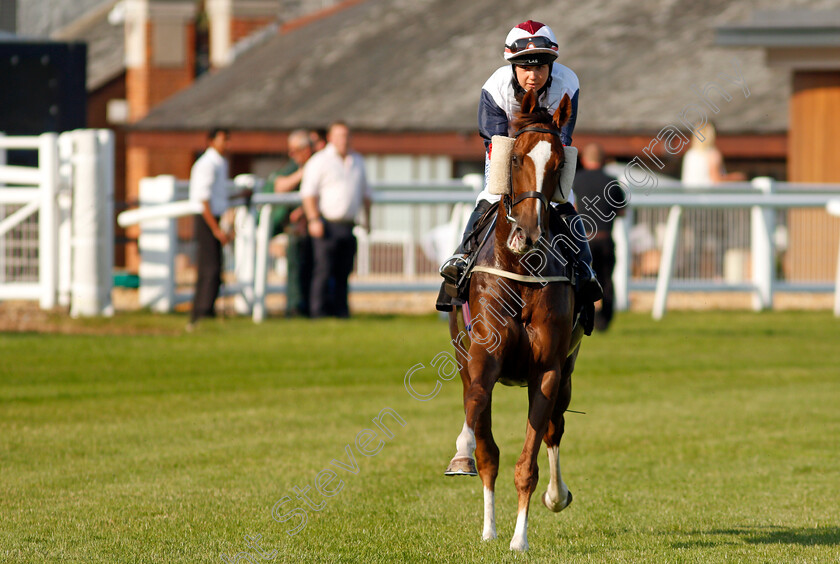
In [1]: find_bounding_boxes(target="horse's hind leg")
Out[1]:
[542,369,573,513]
[475,400,500,540]
[510,369,560,552]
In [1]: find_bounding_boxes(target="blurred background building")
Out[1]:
[1,0,839,293]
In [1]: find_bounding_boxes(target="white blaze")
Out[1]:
[527,140,553,219]
[527,140,553,194]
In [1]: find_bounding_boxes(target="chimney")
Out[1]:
[124,0,198,121]
[205,0,279,68]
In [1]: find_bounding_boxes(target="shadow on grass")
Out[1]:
[670,526,840,549]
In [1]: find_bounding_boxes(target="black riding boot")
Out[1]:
[552,203,603,335]
[436,200,494,311]
[554,203,603,304]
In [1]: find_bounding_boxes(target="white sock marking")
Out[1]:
[510,508,529,551]
[454,420,475,459]
[545,445,570,509]
[482,486,497,541]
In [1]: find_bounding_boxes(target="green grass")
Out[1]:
[1,311,839,563]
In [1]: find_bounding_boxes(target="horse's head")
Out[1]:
[504,90,572,255]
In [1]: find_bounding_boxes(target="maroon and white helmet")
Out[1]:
[503,20,559,66]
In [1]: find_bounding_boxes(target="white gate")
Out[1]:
[0,130,114,315]
[0,133,59,308]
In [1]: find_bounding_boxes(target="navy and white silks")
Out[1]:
[475,63,579,204]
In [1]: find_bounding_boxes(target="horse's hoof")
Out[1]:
[444,456,477,476]
[542,489,573,512]
[509,537,529,552]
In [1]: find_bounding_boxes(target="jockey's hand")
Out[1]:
[308,218,324,238]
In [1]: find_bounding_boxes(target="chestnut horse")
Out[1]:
[445,90,583,551]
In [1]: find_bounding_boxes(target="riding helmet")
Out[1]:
[503,20,559,66]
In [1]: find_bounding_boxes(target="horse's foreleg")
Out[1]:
[475,400,500,540]
[510,369,560,552]
[445,353,498,476]
[543,373,573,512]
[446,420,478,476]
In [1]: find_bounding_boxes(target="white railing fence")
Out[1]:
[118,174,840,322]
[0,130,114,315]
[119,175,481,316]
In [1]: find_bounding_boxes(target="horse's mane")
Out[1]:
[511,106,556,133]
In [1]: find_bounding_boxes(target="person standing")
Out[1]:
[309,128,327,152]
[301,122,372,318]
[681,122,745,188]
[188,128,232,328]
[261,130,315,316]
[681,122,746,279]
[572,143,625,331]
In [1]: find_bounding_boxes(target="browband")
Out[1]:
[514,127,564,140]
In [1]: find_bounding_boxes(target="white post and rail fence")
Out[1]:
[115,174,840,322]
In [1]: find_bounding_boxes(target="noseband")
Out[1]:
[503,126,565,224]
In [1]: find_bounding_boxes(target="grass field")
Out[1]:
[1,311,839,563]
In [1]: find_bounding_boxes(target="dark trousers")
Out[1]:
[286,232,313,316]
[310,221,357,318]
[191,215,222,323]
[590,238,616,331]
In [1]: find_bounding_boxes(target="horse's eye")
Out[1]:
[511,154,520,167]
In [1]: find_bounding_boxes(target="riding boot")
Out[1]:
[436,200,494,311]
[558,206,603,304]
[573,230,604,304]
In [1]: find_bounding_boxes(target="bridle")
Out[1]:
[502,126,565,225]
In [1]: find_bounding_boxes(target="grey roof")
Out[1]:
[135,0,839,135]
[51,0,125,90]
[17,0,113,38]
[716,10,840,47]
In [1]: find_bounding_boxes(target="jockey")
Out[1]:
[437,20,601,310]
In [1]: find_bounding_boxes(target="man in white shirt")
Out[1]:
[188,128,232,327]
[301,122,372,318]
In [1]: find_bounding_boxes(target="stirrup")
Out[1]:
[440,254,468,285]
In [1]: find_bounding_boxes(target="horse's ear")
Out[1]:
[520,89,538,115]
[553,94,572,129]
